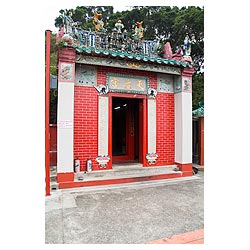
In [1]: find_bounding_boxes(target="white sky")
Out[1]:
[42,0,204,32]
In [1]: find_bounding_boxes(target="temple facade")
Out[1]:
[55,12,195,189]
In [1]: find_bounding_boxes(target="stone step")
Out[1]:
[60,171,183,189]
[50,175,57,182]
[50,182,59,190]
[74,164,179,181]
[50,165,57,182]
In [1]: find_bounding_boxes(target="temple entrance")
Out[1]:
[112,97,142,163]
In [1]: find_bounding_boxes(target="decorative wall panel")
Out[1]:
[98,96,109,156]
[75,64,97,86]
[148,99,157,153]
[157,74,174,93]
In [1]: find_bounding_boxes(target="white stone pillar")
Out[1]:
[56,49,76,182]
[148,98,156,153]
[174,91,192,163]
[174,70,194,174]
[98,96,109,156]
[146,98,158,165]
[57,81,74,173]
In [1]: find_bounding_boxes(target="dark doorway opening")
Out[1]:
[112,97,141,163]
[192,119,199,164]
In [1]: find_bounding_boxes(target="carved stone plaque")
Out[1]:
[75,64,97,86]
[157,74,174,93]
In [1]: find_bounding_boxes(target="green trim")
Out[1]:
[68,43,192,68]
[174,76,182,94]
[192,106,204,117]
[76,55,182,75]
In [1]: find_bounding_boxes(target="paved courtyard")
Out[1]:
[45,172,204,244]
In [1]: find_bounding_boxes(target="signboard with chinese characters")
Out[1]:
[58,120,73,129]
[107,74,148,94]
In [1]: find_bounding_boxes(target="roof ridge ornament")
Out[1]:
[163,42,173,59]
[181,33,196,63]
[56,11,193,68]
[115,20,124,33]
[93,11,105,32]
[132,21,144,40]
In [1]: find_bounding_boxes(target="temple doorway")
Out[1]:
[112,97,142,164]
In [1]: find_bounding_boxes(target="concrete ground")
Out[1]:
[45,171,204,244]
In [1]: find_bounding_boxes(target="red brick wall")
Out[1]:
[156,93,175,165]
[74,86,98,171]
[74,65,175,169]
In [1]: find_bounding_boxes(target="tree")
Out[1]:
[171,6,204,73]
[45,32,58,123]
[192,74,204,110]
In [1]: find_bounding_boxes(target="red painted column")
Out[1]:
[108,95,113,168]
[45,30,51,196]
[142,97,148,166]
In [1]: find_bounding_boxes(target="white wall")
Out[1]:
[175,92,192,163]
[57,82,74,173]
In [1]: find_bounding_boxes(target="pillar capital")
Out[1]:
[182,66,195,77]
[58,47,76,63]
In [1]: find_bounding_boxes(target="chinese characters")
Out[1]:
[108,75,147,93]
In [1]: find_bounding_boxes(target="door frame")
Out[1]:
[112,99,134,162]
[108,93,147,167]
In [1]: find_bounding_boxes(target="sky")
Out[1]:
[42,0,204,32]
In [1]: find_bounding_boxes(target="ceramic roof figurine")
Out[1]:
[63,11,77,36]
[133,21,144,40]
[115,20,124,33]
[93,11,105,32]
[163,42,173,59]
[183,33,196,56]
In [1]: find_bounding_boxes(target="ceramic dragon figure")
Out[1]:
[133,21,144,40]
[93,11,105,32]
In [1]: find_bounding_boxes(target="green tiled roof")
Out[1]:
[68,43,192,68]
[192,106,204,117]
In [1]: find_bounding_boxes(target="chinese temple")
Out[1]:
[55,11,195,189]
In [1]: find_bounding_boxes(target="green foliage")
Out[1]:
[50,89,58,124]
[50,33,57,75]
[192,73,204,110]
[171,6,204,72]
[45,33,57,75]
